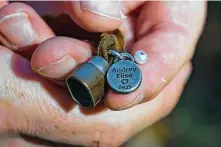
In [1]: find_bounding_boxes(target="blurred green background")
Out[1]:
[123,2,221,147]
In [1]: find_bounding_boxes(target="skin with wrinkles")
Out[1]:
[0,1,206,147]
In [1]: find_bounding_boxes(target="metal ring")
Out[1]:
[120,53,135,62]
[108,50,123,60]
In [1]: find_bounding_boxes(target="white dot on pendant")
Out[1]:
[134,50,148,64]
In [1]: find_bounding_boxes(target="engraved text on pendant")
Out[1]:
[107,60,142,94]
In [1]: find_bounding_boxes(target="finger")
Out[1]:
[105,1,206,110]
[0,134,73,147]
[31,37,92,80]
[119,15,136,52]
[0,0,8,8]
[0,45,191,146]
[0,134,49,147]
[0,2,54,52]
[126,62,192,141]
[65,1,144,32]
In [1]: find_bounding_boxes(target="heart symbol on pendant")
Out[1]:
[121,79,129,85]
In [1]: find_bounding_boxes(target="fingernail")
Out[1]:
[36,55,77,79]
[116,93,145,111]
[0,12,36,49]
[80,1,126,20]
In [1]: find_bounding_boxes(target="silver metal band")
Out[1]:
[108,50,123,60]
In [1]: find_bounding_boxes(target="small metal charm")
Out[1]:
[134,50,148,64]
[106,51,142,94]
[66,56,109,108]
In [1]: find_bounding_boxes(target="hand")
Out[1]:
[0,1,206,147]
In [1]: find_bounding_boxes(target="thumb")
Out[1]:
[65,1,143,32]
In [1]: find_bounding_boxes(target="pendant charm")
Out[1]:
[106,51,142,94]
[134,50,148,65]
[66,56,109,108]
